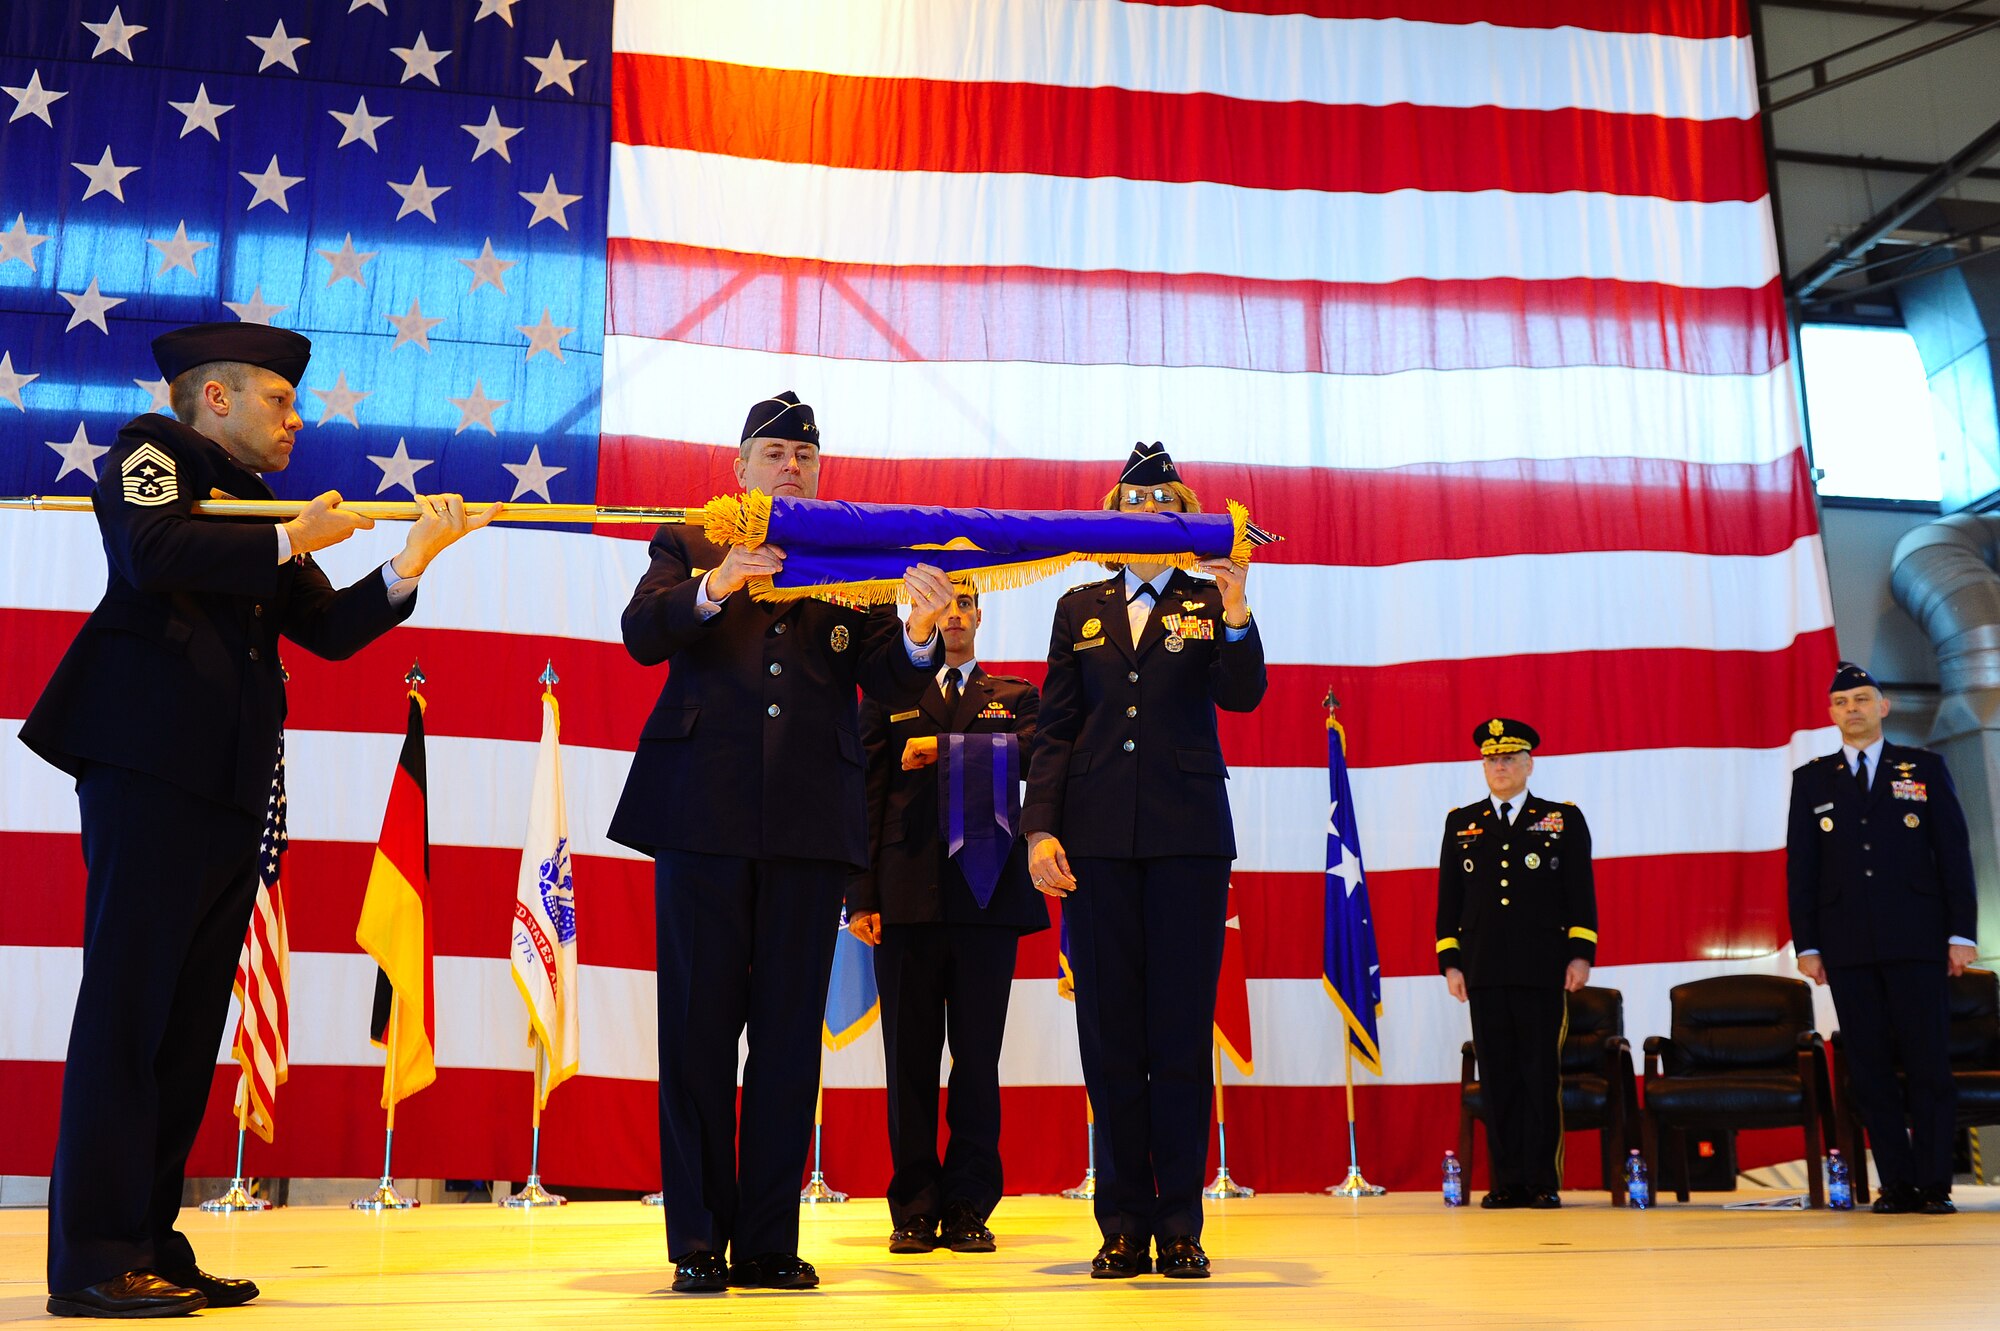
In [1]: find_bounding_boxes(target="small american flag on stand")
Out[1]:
[230,739,292,1144]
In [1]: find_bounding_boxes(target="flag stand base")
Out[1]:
[1203,1167,1255,1200]
[1060,1168,1097,1201]
[352,1178,419,1211]
[640,1192,663,1207]
[1327,1165,1387,1198]
[200,1179,270,1213]
[799,1172,848,1204]
[502,1175,566,1208]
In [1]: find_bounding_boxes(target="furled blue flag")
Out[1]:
[822,912,880,1051]
[707,492,1270,603]
[0,0,609,506]
[1323,714,1383,1075]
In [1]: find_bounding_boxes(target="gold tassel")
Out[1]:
[699,489,776,549]
[1227,499,1255,567]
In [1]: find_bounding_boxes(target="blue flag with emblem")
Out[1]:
[822,912,880,1051]
[1323,714,1383,1076]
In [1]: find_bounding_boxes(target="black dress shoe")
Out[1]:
[669,1250,729,1293]
[1526,1190,1562,1210]
[1156,1235,1211,1279]
[888,1217,938,1254]
[1872,1182,1922,1214]
[47,1271,207,1319]
[1480,1187,1526,1210]
[939,1201,996,1253]
[728,1252,819,1290]
[155,1266,258,1308]
[1918,1186,1958,1215]
[1090,1234,1150,1279]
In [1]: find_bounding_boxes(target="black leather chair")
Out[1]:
[1459,986,1639,1204]
[1833,967,2000,1205]
[1641,974,1834,1207]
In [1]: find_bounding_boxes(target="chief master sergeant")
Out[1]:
[1435,718,1597,1210]
[21,322,497,1318]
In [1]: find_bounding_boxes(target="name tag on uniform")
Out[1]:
[1813,802,1834,814]
[1892,779,1928,802]
[890,709,921,723]
[1074,637,1106,651]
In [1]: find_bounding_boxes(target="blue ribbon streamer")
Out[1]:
[939,733,1021,909]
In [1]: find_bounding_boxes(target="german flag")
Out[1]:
[355,692,437,1108]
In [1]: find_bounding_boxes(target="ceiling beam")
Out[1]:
[1789,115,2000,299]
[1773,147,2000,184]
[1762,1,2000,23]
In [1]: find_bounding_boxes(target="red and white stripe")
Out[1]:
[230,773,292,1145]
[1,0,1836,1195]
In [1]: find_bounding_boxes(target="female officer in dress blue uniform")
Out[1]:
[1023,442,1266,1279]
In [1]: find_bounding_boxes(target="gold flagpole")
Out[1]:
[0,495,688,524]
[200,1078,270,1212]
[1061,1094,1098,1200]
[1204,1042,1254,1198]
[503,1049,565,1207]
[354,999,418,1209]
[800,1076,847,1203]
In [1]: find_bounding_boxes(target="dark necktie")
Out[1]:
[1129,584,1156,605]
[942,666,962,710]
[1855,751,1869,798]
[1499,800,1512,825]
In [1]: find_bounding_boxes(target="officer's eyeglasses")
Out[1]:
[1122,487,1175,507]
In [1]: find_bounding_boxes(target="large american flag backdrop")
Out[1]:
[2,0,1838,1195]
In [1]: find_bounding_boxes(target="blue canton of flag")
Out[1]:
[1324,714,1383,1075]
[0,0,610,508]
[822,912,880,1052]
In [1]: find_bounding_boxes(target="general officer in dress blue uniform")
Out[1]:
[1435,718,1597,1210]
[607,392,955,1293]
[1788,661,1978,1215]
[21,323,496,1319]
[847,586,1046,1255]
[1024,442,1266,1280]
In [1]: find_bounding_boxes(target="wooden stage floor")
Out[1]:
[2,1189,1991,1328]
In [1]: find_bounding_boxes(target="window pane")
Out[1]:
[1800,324,1942,503]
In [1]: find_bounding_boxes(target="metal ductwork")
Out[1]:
[1892,514,2000,695]
[1891,513,2000,961]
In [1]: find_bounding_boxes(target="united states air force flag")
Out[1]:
[1323,714,1382,1076]
[510,686,578,1107]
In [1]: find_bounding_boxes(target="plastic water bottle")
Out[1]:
[1442,1150,1464,1207]
[1827,1149,1854,1210]
[1624,1149,1651,1209]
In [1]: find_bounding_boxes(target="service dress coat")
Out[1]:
[22,413,414,812]
[852,666,1047,933]
[1434,794,1598,988]
[607,522,933,867]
